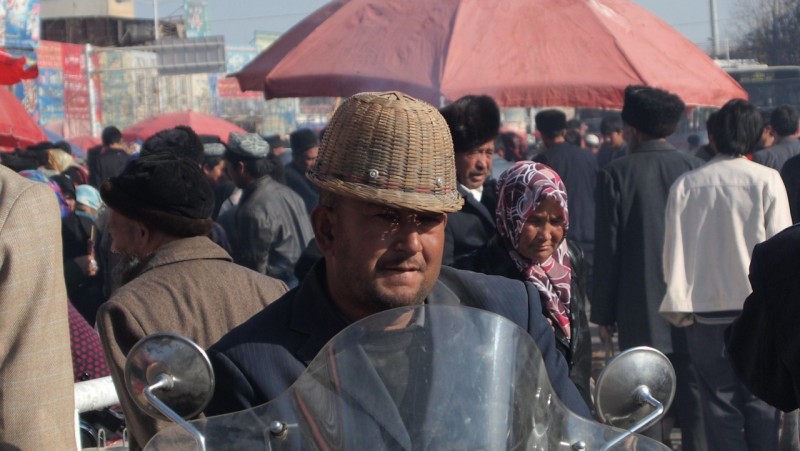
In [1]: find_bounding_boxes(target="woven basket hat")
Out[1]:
[308,91,464,213]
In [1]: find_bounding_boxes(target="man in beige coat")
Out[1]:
[0,165,75,450]
[96,154,287,450]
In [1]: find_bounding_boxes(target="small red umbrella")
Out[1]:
[122,111,247,144]
[0,88,46,149]
[235,0,746,108]
[0,51,38,86]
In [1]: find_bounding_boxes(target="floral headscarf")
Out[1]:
[496,161,572,340]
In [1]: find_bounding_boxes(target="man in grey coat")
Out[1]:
[592,85,706,449]
[225,132,313,288]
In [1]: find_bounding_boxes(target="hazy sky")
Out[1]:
[143,0,736,51]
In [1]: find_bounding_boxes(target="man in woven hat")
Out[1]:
[95,153,288,450]
[205,91,590,421]
[591,85,705,447]
[439,94,501,266]
[224,132,313,287]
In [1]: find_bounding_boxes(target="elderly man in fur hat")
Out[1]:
[95,153,288,450]
[204,92,591,433]
[438,94,501,266]
[591,85,705,447]
[285,128,321,214]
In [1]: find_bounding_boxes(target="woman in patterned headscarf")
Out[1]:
[456,161,592,406]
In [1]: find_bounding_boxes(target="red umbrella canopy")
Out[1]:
[235,0,746,108]
[0,88,46,149]
[122,111,247,144]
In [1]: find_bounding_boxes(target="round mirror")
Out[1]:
[594,346,676,431]
[124,332,214,421]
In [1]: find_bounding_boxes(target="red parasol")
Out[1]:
[234,0,746,108]
[0,51,38,86]
[0,88,46,149]
[122,111,247,144]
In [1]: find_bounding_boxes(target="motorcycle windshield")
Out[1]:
[146,305,667,450]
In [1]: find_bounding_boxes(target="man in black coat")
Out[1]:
[753,104,800,172]
[87,126,131,189]
[284,128,321,214]
[533,109,598,288]
[205,91,590,426]
[592,85,705,448]
[439,95,501,266]
[726,223,800,413]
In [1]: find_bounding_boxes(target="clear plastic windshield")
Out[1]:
[146,305,668,450]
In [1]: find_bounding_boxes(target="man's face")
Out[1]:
[203,160,227,186]
[107,209,145,258]
[271,145,286,157]
[602,130,624,148]
[455,140,494,189]
[315,196,446,321]
[294,146,319,172]
[224,159,247,189]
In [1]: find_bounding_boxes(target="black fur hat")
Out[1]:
[100,154,213,237]
[290,128,319,154]
[140,126,205,166]
[535,110,568,138]
[621,85,685,138]
[439,95,501,153]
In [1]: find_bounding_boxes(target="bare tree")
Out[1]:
[731,0,800,64]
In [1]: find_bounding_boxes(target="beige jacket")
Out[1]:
[0,166,75,450]
[97,236,287,450]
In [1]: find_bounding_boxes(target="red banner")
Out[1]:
[62,43,93,137]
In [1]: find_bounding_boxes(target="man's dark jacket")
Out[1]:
[533,142,598,248]
[780,152,800,222]
[283,163,319,215]
[592,140,703,353]
[443,181,497,266]
[726,223,800,412]
[751,136,800,172]
[205,262,591,419]
[87,146,129,189]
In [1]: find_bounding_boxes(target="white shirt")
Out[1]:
[659,154,792,326]
[461,184,483,202]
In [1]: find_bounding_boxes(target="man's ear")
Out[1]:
[312,206,335,253]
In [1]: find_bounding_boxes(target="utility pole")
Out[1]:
[709,0,720,58]
[153,0,160,40]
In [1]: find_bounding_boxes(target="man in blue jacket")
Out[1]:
[205,91,590,423]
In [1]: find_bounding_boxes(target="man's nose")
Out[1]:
[391,220,424,254]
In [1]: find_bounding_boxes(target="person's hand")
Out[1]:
[598,324,616,344]
[73,255,99,276]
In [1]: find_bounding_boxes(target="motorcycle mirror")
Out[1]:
[125,332,215,422]
[594,346,676,435]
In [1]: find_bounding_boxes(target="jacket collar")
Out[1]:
[630,139,678,154]
[132,236,231,278]
[457,184,495,225]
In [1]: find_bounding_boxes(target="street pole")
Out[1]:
[709,0,720,58]
[153,0,160,40]
[85,44,99,136]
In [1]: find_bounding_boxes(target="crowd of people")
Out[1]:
[1,85,799,450]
